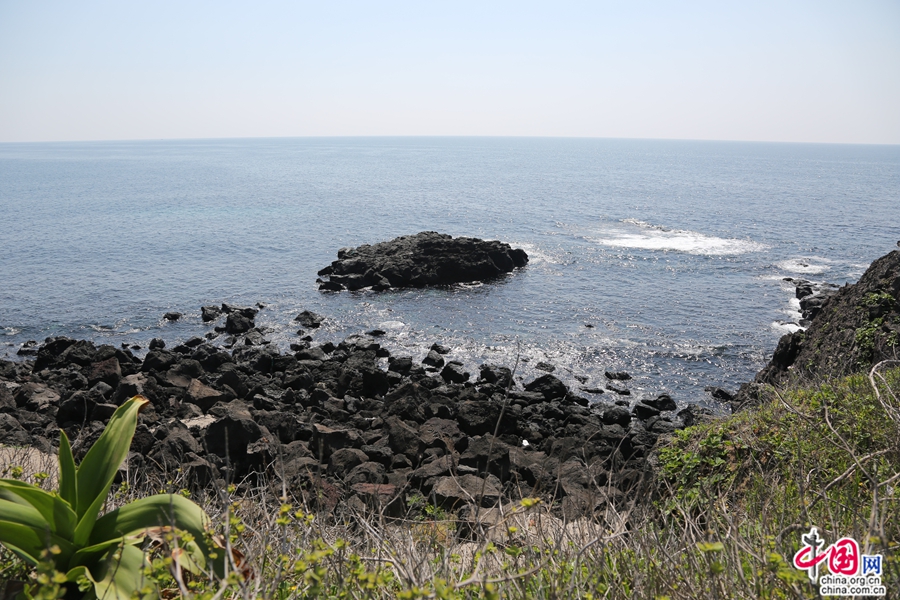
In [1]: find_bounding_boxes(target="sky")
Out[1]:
[1,1,898,144]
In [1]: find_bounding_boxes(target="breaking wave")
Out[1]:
[589,219,768,256]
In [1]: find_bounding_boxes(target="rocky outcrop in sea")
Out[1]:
[316,231,528,291]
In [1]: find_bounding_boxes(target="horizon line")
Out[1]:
[1,134,899,148]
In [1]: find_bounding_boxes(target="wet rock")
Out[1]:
[221,304,259,319]
[295,311,325,329]
[201,305,221,322]
[604,371,631,381]
[430,343,451,355]
[17,341,38,356]
[534,362,555,373]
[705,387,733,402]
[388,356,413,375]
[422,350,445,369]
[605,381,631,395]
[225,313,254,335]
[149,338,166,351]
[163,312,182,322]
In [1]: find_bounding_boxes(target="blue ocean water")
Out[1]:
[1,137,898,407]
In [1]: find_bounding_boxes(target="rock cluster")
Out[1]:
[785,277,840,326]
[316,232,528,291]
[1,328,694,519]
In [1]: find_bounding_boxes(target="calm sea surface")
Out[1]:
[1,138,898,408]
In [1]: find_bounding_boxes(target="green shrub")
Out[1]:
[0,396,221,600]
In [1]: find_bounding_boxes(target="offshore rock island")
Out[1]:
[316,231,529,291]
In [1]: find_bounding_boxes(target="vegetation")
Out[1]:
[0,397,221,600]
[1,368,898,599]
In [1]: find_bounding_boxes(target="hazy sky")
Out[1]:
[1,1,898,144]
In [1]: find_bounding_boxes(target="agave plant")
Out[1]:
[0,395,221,599]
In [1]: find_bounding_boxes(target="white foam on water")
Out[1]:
[589,219,768,256]
[511,242,561,264]
[378,320,406,330]
[2,327,20,336]
[772,321,803,334]
[775,258,831,275]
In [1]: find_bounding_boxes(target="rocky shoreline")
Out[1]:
[0,308,699,518]
[4,239,896,520]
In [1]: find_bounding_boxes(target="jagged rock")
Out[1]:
[225,313,254,335]
[644,393,677,411]
[163,312,182,322]
[201,305,222,322]
[328,448,369,478]
[432,474,501,508]
[632,402,660,420]
[440,362,469,384]
[384,416,425,462]
[605,371,631,381]
[478,364,513,388]
[524,374,568,400]
[606,381,631,395]
[704,387,733,402]
[345,461,387,485]
[317,232,528,290]
[600,405,631,427]
[184,379,231,412]
[295,311,325,329]
[422,350,444,368]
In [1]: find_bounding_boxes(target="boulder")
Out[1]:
[440,362,470,384]
[225,313,254,335]
[295,311,325,329]
[201,305,222,322]
[604,371,631,381]
[524,374,568,400]
[432,474,501,508]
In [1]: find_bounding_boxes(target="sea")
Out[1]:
[1,137,898,410]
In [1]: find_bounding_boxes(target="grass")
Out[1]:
[2,364,899,599]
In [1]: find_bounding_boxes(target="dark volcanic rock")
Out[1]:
[524,374,568,400]
[10,317,693,515]
[735,250,900,407]
[201,305,222,322]
[316,231,528,291]
[295,311,325,329]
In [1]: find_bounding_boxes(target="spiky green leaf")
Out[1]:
[59,430,77,507]
[0,479,76,538]
[73,396,148,546]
